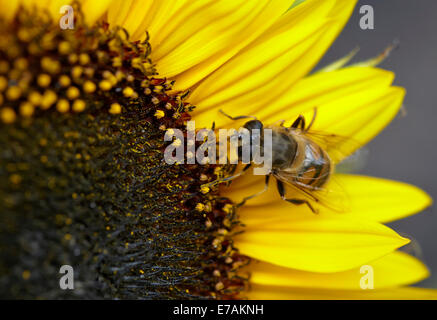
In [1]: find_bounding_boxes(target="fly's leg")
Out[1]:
[276,180,318,213]
[202,163,252,189]
[219,109,257,121]
[305,108,317,132]
[291,107,318,132]
[236,175,270,207]
[291,115,305,130]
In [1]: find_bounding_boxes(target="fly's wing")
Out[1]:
[294,129,364,166]
[273,168,351,213]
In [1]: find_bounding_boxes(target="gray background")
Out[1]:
[319,0,437,288]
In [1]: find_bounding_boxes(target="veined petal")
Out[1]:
[190,0,357,128]
[107,0,191,42]
[235,215,409,272]
[247,285,437,300]
[151,0,295,91]
[223,174,431,223]
[248,251,429,290]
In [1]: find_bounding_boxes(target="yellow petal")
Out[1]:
[325,174,432,223]
[224,174,431,223]
[248,251,429,290]
[316,46,359,73]
[255,67,404,160]
[247,285,437,300]
[80,0,114,25]
[107,0,188,42]
[151,0,294,91]
[0,0,20,20]
[235,215,409,272]
[190,0,357,128]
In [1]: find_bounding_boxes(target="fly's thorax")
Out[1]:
[270,129,298,169]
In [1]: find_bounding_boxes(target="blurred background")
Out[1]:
[319,0,437,288]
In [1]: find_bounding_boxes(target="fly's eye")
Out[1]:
[243,120,263,131]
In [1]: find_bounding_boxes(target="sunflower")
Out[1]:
[0,0,436,300]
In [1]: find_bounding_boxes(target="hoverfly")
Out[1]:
[204,109,357,213]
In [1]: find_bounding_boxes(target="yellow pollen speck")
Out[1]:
[112,56,122,68]
[22,270,31,280]
[205,219,212,228]
[41,57,60,74]
[58,75,71,87]
[14,57,28,70]
[0,76,7,91]
[1,107,16,123]
[66,86,80,100]
[19,102,34,117]
[200,185,210,194]
[28,91,42,105]
[215,282,224,291]
[6,86,21,101]
[39,138,47,146]
[9,173,22,184]
[58,41,72,55]
[195,203,205,212]
[213,270,221,277]
[37,74,51,87]
[83,81,96,93]
[0,61,9,73]
[56,99,70,113]
[123,86,134,97]
[144,88,152,95]
[40,90,57,109]
[154,109,165,119]
[64,234,72,241]
[153,85,164,93]
[139,270,144,274]
[109,103,122,114]
[114,71,124,81]
[84,68,95,78]
[99,80,112,91]
[71,66,83,78]
[79,53,90,65]
[72,100,86,113]
[68,53,78,64]
[151,96,159,104]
